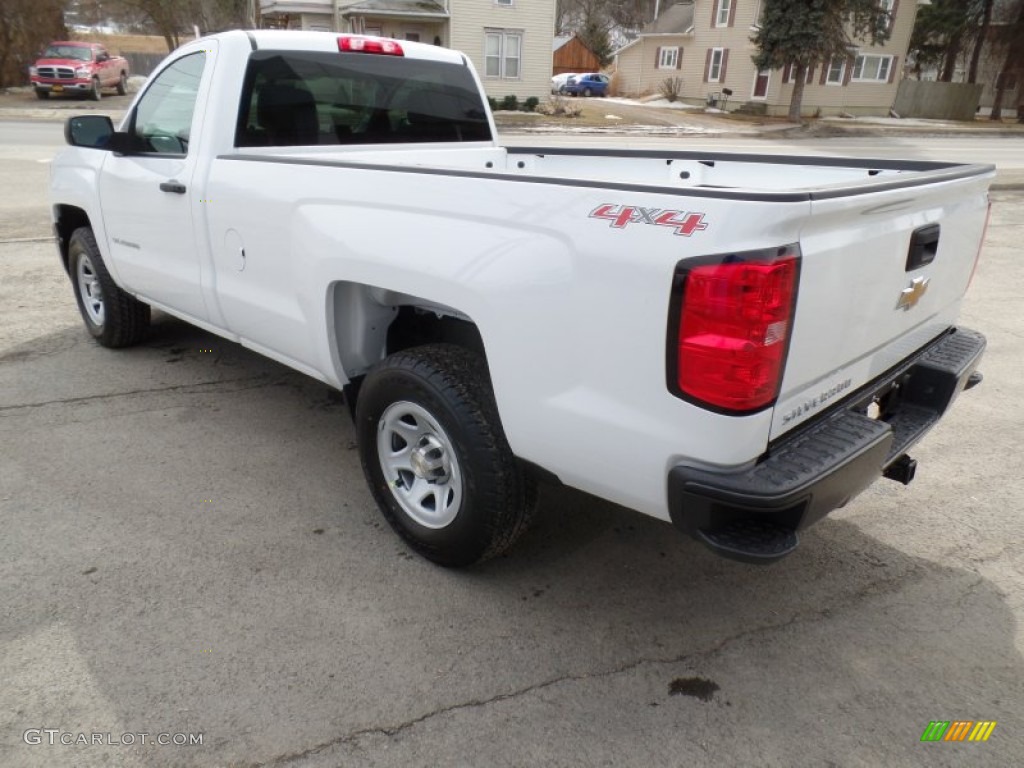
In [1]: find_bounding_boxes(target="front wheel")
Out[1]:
[116,72,127,95]
[68,227,150,347]
[355,344,536,566]
[35,89,49,100]
[89,77,101,101]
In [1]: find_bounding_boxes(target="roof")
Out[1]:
[641,1,695,35]
[337,0,447,15]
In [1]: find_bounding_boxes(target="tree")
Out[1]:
[0,0,67,88]
[990,0,1024,121]
[907,0,989,83]
[556,0,654,63]
[109,0,251,51]
[967,0,995,83]
[578,15,613,67]
[752,0,893,122]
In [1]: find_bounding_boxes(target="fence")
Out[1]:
[893,80,984,121]
[121,52,167,78]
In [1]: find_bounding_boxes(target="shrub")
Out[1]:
[487,96,498,111]
[659,77,683,103]
[524,96,540,112]
[536,95,582,117]
[500,94,520,111]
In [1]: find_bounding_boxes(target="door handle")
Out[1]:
[159,180,186,194]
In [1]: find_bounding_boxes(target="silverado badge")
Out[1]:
[896,276,930,311]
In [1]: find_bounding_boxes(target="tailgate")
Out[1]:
[771,170,992,440]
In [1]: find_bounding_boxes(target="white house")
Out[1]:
[259,0,556,99]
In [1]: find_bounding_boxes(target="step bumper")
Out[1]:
[667,327,986,564]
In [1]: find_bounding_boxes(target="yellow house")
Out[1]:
[613,0,921,117]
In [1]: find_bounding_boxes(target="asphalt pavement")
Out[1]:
[1,122,1023,767]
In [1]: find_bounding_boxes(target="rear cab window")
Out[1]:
[235,50,492,147]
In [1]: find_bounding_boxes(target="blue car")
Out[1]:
[560,73,609,97]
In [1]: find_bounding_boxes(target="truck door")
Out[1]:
[97,48,212,322]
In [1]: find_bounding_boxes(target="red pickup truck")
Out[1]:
[30,41,129,101]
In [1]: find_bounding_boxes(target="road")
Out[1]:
[2,122,1023,767]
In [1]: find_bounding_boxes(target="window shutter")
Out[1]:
[710,1,718,28]
[721,49,729,81]
[728,0,737,27]
[889,0,900,32]
[703,48,712,82]
[676,48,683,69]
[806,64,815,84]
[843,56,854,86]
[888,56,898,83]
[820,61,828,85]
[656,46,662,67]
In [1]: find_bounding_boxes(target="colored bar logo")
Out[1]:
[921,721,997,742]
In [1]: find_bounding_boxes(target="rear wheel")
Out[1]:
[355,344,536,566]
[116,72,127,95]
[68,227,150,348]
[89,77,101,101]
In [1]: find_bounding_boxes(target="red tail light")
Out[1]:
[338,36,404,56]
[668,246,800,413]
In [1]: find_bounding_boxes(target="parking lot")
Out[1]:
[1,122,1023,766]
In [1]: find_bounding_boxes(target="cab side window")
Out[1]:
[132,52,206,156]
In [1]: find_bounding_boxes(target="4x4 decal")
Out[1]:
[589,204,708,236]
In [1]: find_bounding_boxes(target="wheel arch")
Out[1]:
[54,204,92,274]
[328,281,488,403]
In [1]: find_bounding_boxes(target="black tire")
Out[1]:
[68,227,150,348]
[116,72,127,96]
[355,343,536,567]
[35,89,49,100]
[89,77,101,101]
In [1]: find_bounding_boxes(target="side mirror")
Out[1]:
[97,53,110,62]
[65,115,114,148]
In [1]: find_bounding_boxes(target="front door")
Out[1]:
[753,68,770,99]
[98,47,213,322]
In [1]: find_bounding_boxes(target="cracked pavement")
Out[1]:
[1,129,1023,766]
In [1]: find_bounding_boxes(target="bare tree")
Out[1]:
[0,0,67,88]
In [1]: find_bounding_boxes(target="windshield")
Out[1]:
[42,45,91,61]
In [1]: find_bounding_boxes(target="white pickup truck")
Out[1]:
[50,30,991,566]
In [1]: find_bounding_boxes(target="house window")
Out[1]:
[708,48,725,82]
[405,33,420,42]
[752,0,764,28]
[484,30,522,79]
[783,63,814,84]
[825,57,846,85]
[715,0,732,27]
[852,54,894,82]
[879,0,896,31]
[658,47,680,69]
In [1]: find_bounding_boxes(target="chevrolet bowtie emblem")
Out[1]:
[896,276,930,311]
